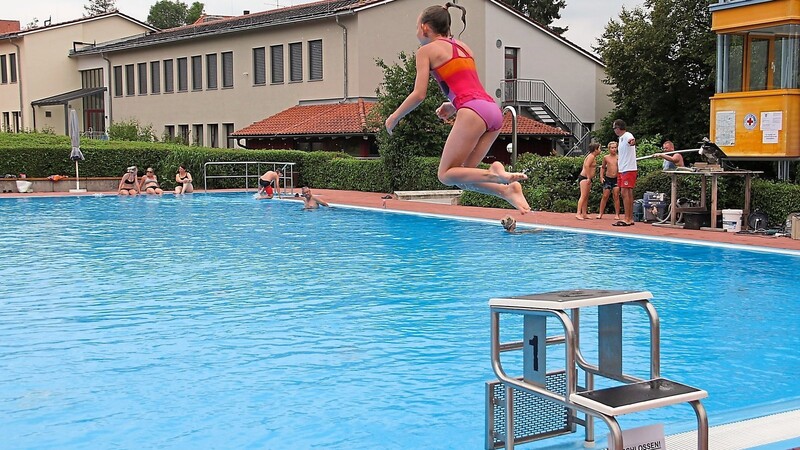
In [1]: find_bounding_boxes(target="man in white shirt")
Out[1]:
[612,119,637,226]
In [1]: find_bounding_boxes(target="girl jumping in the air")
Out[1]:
[385,2,530,213]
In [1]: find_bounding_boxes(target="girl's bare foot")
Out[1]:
[490,161,528,184]
[614,215,621,220]
[503,181,531,214]
[596,214,603,219]
[576,215,585,220]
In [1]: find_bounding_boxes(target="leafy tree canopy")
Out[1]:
[595,0,715,147]
[187,2,205,24]
[501,0,568,35]
[370,52,450,190]
[84,0,117,17]
[147,0,204,29]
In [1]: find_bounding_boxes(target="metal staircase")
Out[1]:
[503,79,592,155]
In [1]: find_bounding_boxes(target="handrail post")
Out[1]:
[503,106,518,168]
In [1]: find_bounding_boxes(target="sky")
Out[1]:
[2,0,642,52]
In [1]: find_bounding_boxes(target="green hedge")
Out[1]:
[2,132,798,228]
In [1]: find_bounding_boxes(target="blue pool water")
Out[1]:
[1,193,799,449]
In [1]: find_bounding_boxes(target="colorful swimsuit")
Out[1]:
[430,38,503,132]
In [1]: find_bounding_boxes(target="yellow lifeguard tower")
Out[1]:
[710,0,800,177]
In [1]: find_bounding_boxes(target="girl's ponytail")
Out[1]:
[444,2,467,38]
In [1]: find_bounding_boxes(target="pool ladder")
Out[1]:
[486,289,709,450]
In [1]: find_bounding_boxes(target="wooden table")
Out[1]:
[664,169,763,230]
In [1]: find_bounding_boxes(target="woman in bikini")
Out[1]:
[139,167,164,195]
[385,3,530,213]
[175,165,193,194]
[118,166,139,196]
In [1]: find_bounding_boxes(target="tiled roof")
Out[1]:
[233,100,570,137]
[0,11,155,39]
[72,0,383,55]
[233,99,376,137]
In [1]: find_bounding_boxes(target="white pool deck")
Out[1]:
[665,408,800,449]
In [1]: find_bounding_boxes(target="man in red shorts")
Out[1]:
[612,119,637,226]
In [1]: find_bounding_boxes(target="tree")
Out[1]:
[370,52,450,190]
[148,0,189,29]
[187,2,205,24]
[84,0,117,17]
[501,0,568,35]
[595,0,715,147]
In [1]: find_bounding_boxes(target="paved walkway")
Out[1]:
[3,188,799,252]
[308,189,800,252]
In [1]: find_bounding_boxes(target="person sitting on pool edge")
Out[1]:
[257,169,282,199]
[175,165,193,194]
[301,186,329,209]
[500,216,541,234]
[139,167,164,195]
[118,166,139,196]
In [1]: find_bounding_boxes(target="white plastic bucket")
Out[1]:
[722,209,743,232]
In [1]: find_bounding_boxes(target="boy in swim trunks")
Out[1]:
[597,141,621,220]
[257,169,282,199]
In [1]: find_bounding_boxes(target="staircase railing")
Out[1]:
[503,79,592,154]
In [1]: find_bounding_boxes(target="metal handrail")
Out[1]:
[203,161,296,195]
[503,79,592,153]
[503,106,518,167]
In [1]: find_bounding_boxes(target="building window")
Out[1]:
[138,62,147,95]
[289,42,302,82]
[192,124,203,146]
[125,64,135,96]
[81,68,103,88]
[9,53,16,83]
[191,55,202,91]
[177,57,188,92]
[208,123,219,148]
[309,40,323,81]
[151,61,161,94]
[271,45,284,84]
[253,47,266,85]
[222,51,234,88]
[206,53,218,89]
[164,125,175,141]
[12,111,20,132]
[0,55,6,84]
[504,47,518,79]
[113,66,123,97]
[164,59,174,93]
[224,123,235,148]
[2,112,9,132]
[178,124,189,144]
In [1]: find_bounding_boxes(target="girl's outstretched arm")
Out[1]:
[386,48,432,135]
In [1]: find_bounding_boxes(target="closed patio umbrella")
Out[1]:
[68,107,86,193]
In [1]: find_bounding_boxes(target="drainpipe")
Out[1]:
[102,52,113,130]
[335,15,349,101]
[9,38,24,131]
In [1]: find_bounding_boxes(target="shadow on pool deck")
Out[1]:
[3,188,800,253]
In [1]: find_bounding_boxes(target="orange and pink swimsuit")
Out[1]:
[431,38,503,132]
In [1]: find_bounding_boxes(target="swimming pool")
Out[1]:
[1,193,799,449]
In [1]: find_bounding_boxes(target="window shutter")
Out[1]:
[253,47,266,85]
[271,45,284,83]
[151,61,161,94]
[164,59,174,93]
[309,40,323,81]
[192,56,202,90]
[222,51,234,88]
[290,42,302,82]
[206,54,218,89]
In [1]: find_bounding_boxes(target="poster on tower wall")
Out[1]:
[716,111,736,146]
